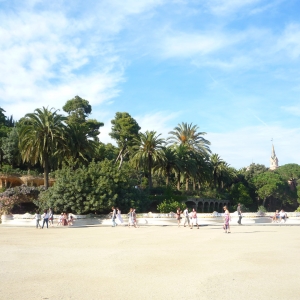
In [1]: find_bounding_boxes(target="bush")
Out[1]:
[295,206,300,212]
[157,199,186,213]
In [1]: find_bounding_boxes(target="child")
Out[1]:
[33,210,41,229]
[57,213,63,226]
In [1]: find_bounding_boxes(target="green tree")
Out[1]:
[229,182,252,207]
[18,107,66,189]
[1,127,20,168]
[168,122,211,155]
[132,131,165,189]
[63,95,104,141]
[109,112,140,169]
[37,160,149,214]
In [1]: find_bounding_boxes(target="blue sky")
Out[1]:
[1,0,300,169]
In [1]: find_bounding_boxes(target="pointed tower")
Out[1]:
[270,144,278,170]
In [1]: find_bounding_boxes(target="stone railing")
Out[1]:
[1,211,300,227]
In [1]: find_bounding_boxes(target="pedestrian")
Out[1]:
[183,207,190,228]
[223,206,231,233]
[133,208,139,228]
[190,208,199,229]
[33,210,41,229]
[111,206,117,227]
[128,208,134,228]
[57,213,63,226]
[116,207,124,225]
[176,207,182,227]
[237,203,242,225]
[280,209,287,223]
[48,208,54,227]
[42,209,49,229]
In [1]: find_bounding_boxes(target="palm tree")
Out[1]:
[131,131,165,189]
[168,122,211,155]
[153,146,181,186]
[210,153,224,189]
[63,123,96,165]
[18,107,66,189]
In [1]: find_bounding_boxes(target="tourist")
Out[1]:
[280,209,287,222]
[183,207,190,228]
[223,206,231,233]
[190,208,199,229]
[133,208,139,228]
[237,203,242,225]
[128,208,134,228]
[116,207,124,225]
[176,207,182,227]
[48,208,54,227]
[33,210,41,229]
[57,213,63,226]
[42,209,49,229]
[63,212,68,226]
[272,210,280,223]
[68,214,74,226]
[111,206,117,227]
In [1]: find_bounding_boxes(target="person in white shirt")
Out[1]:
[33,210,41,229]
[279,210,287,222]
[42,209,49,229]
[183,207,190,228]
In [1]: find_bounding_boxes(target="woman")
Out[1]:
[176,207,182,227]
[42,209,49,229]
[223,206,231,233]
[190,208,199,229]
[272,210,280,223]
[63,212,68,226]
[48,208,53,227]
[128,208,134,228]
[116,207,124,225]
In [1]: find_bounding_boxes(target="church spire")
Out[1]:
[270,143,278,170]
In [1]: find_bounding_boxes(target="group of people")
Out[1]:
[110,207,139,228]
[272,209,288,223]
[33,209,74,228]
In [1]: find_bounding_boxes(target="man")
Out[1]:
[111,206,117,227]
[237,203,242,225]
[183,207,190,227]
[279,209,287,223]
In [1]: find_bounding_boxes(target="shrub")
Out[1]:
[157,198,186,213]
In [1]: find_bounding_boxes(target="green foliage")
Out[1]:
[157,198,186,213]
[36,160,150,214]
[229,182,252,206]
[1,127,20,167]
[294,206,300,212]
[257,205,267,213]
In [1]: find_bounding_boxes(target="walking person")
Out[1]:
[237,203,242,225]
[133,208,139,228]
[111,206,117,227]
[183,207,190,228]
[42,209,49,229]
[176,207,182,227]
[48,208,54,227]
[223,206,231,233]
[190,208,199,229]
[128,208,134,228]
[116,207,124,225]
[33,210,41,229]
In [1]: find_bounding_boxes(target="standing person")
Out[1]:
[42,209,49,229]
[223,206,231,233]
[190,208,199,229]
[48,208,54,227]
[63,213,68,226]
[176,207,182,227]
[280,209,287,223]
[133,208,139,228]
[116,207,124,225]
[33,210,41,229]
[128,208,134,228]
[237,203,242,225]
[57,213,63,226]
[111,207,117,227]
[183,207,190,228]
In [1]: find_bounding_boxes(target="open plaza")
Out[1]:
[0,224,299,300]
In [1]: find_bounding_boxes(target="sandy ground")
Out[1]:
[0,225,299,300]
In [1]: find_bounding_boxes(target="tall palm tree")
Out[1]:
[210,153,224,189]
[131,131,165,189]
[168,122,211,155]
[153,146,181,186]
[63,123,96,165]
[18,107,66,189]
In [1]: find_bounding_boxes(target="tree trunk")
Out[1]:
[177,172,181,190]
[44,152,49,189]
[148,154,152,189]
[185,177,189,191]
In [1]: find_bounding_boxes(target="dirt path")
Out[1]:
[0,225,299,300]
